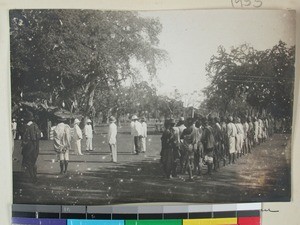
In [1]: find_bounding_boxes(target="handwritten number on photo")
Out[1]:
[231,0,263,8]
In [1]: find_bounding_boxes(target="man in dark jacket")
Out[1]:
[21,112,41,182]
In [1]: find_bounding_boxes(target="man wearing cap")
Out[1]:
[131,115,143,154]
[108,116,118,163]
[84,119,94,151]
[53,118,72,174]
[21,112,41,182]
[141,117,147,153]
[72,118,83,155]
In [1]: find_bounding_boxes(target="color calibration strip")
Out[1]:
[11,203,261,225]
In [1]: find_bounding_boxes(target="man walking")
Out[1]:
[108,116,117,163]
[53,118,72,174]
[21,112,41,182]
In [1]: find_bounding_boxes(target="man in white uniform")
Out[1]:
[141,117,147,153]
[84,119,93,151]
[72,118,83,155]
[108,116,117,163]
[12,118,17,140]
[132,115,143,155]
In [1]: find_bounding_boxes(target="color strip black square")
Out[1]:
[12,211,36,218]
[213,211,236,218]
[87,213,112,219]
[163,213,188,219]
[38,212,60,219]
[112,214,138,220]
[189,212,212,219]
[138,213,163,219]
[237,210,260,217]
[61,213,86,219]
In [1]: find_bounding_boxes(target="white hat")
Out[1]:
[74,118,80,124]
[179,117,185,122]
[132,115,138,120]
[109,116,116,122]
[86,119,92,123]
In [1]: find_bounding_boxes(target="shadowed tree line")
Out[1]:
[200,42,295,119]
[10,10,183,120]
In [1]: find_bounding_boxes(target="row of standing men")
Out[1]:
[19,113,119,182]
[160,115,275,180]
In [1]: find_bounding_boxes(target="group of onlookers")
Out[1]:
[13,110,283,183]
[160,115,276,180]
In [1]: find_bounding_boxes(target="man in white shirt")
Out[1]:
[84,119,93,151]
[227,116,237,164]
[130,118,136,154]
[132,115,143,155]
[53,118,72,174]
[108,116,117,163]
[141,117,147,153]
[72,118,83,155]
[12,118,17,140]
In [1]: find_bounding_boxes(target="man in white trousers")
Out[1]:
[130,117,136,154]
[141,117,147,153]
[72,118,83,155]
[84,119,93,151]
[108,116,117,163]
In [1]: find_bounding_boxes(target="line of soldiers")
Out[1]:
[160,115,275,180]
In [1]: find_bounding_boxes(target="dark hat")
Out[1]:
[186,117,194,126]
[57,117,67,122]
[24,112,34,121]
[169,118,176,125]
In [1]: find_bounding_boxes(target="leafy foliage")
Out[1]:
[203,41,295,118]
[10,9,167,117]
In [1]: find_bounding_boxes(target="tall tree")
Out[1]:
[10,10,166,118]
[204,42,295,117]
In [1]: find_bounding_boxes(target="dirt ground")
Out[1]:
[12,124,291,205]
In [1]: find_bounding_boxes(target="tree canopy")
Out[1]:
[10,9,167,119]
[202,41,295,118]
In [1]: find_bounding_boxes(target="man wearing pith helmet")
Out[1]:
[72,118,83,155]
[84,119,94,152]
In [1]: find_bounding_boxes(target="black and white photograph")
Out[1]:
[10,9,295,205]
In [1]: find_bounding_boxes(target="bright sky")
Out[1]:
[139,9,295,107]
